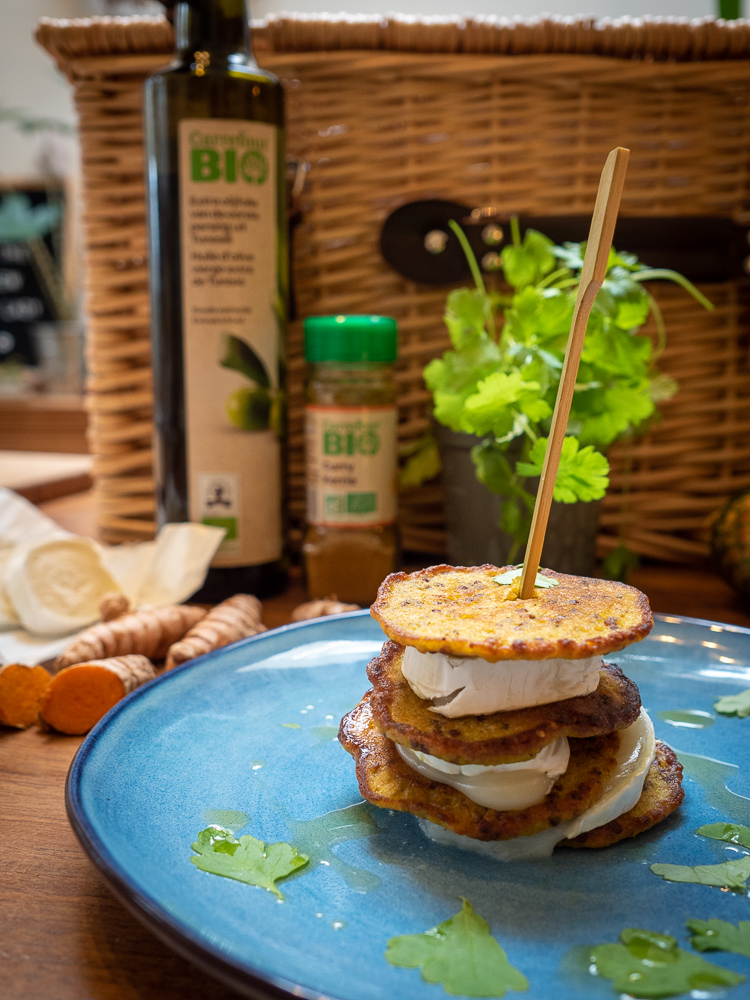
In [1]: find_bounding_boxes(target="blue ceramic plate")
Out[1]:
[67,611,750,1000]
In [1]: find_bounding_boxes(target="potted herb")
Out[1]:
[404,220,711,576]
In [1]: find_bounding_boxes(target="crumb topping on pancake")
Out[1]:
[563,742,684,849]
[367,642,641,765]
[339,692,621,841]
[371,564,653,661]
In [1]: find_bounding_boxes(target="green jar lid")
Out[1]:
[304,315,398,363]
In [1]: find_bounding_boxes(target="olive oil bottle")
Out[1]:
[144,0,287,600]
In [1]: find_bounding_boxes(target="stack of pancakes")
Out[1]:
[340,564,684,859]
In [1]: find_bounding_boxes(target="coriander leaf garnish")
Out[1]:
[697,821,750,849]
[492,567,558,588]
[714,688,750,719]
[588,927,745,998]
[385,898,528,998]
[190,825,308,898]
[687,918,750,957]
[650,856,750,892]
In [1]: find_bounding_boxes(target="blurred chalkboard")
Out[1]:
[0,184,65,366]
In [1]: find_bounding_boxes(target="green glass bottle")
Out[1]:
[143,0,287,600]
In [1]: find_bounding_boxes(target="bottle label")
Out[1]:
[178,118,282,567]
[305,405,398,527]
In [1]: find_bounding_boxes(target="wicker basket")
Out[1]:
[36,13,750,563]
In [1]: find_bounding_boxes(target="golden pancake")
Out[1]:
[339,692,621,841]
[368,641,641,765]
[371,564,652,661]
[563,742,684,849]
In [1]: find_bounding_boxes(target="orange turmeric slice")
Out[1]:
[39,654,156,735]
[0,663,51,729]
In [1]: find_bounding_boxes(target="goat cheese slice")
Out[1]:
[401,645,603,716]
[417,709,656,860]
[397,736,570,811]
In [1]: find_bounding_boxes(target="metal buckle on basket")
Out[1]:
[379,199,750,286]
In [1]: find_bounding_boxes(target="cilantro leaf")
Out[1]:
[553,242,584,270]
[471,442,535,553]
[445,287,491,349]
[714,688,750,718]
[463,371,550,438]
[493,567,558,588]
[601,544,640,583]
[399,435,441,488]
[574,381,655,447]
[697,822,750,848]
[501,229,555,290]
[650,855,750,892]
[190,825,308,898]
[589,927,745,999]
[515,436,609,503]
[424,338,502,434]
[471,440,515,495]
[687,918,750,957]
[386,898,529,998]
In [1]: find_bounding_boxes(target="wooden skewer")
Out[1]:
[519,146,630,599]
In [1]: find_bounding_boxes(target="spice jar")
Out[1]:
[303,315,398,604]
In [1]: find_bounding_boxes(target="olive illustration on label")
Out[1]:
[225,386,272,430]
[220,333,282,434]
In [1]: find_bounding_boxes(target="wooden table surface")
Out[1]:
[3,490,750,1000]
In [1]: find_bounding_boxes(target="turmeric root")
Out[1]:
[39,655,156,735]
[54,604,206,671]
[0,663,51,728]
[291,597,360,622]
[99,592,130,622]
[165,594,265,670]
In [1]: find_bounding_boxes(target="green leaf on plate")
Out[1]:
[588,927,745,999]
[714,688,750,718]
[492,567,558,588]
[385,898,529,997]
[687,918,750,957]
[650,855,750,892]
[190,825,308,898]
[697,822,750,849]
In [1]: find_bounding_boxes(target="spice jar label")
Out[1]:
[305,405,397,526]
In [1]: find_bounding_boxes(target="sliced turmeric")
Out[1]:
[39,654,156,735]
[165,593,265,670]
[54,604,206,671]
[0,663,51,728]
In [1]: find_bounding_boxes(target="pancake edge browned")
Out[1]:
[562,741,684,849]
[371,564,653,660]
[368,641,641,765]
[339,691,621,841]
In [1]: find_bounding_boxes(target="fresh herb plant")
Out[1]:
[190,825,308,898]
[410,218,712,563]
[385,898,528,997]
[588,927,745,998]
